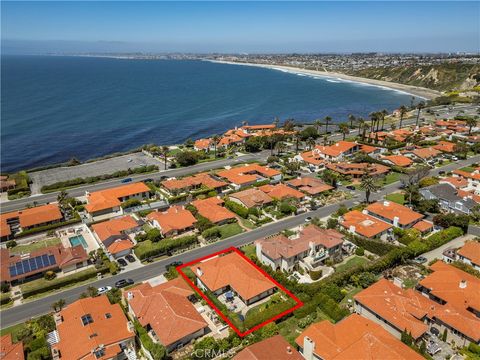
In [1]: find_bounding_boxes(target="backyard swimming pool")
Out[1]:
[69,234,88,249]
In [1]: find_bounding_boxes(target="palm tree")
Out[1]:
[368,112,378,142]
[466,117,478,134]
[360,172,380,203]
[348,114,356,129]
[294,133,301,154]
[323,116,332,135]
[338,123,350,140]
[273,117,280,128]
[52,298,66,312]
[306,137,316,150]
[212,135,220,158]
[160,146,169,170]
[415,101,425,127]
[399,105,407,129]
[357,118,365,138]
[323,135,328,146]
[276,141,286,155]
[380,109,388,131]
[314,119,323,135]
[57,190,68,208]
[362,121,369,142]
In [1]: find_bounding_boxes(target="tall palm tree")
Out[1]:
[362,121,369,142]
[160,145,169,169]
[323,135,328,146]
[380,109,388,131]
[357,117,365,138]
[415,101,425,127]
[294,133,301,154]
[276,141,286,155]
[57,190,68,208]
[314,119,322,135]
[306,137,316,150]
[360,173,380,203]
[324,116,332,135]
[338,123,350,140]
[348,114,356,129]
[399,105,407,129]
[212,135,220,158]
[369,112,378,142]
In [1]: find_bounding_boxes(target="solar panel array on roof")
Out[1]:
[8,254,57,277]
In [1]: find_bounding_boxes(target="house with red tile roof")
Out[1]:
[456,241,480,271]
[234,335,303,360]
[259,183,305,201]
[0,176,16,193]
[309,141,360,161]
[125,277,208,351]
[161,173,228,196]
[340,210,392,239]
[0,203,63,240]
[286,177,333,196]
[228,188,273,209]
[354,278,434,340]
[191,197,236,224]
[381,154,413,167]
[51,295,135,360]
[410,147,442,161]
[433,140,456,153]
[0,334,24,360]
[147,206,197,237]
[295,150,326,171]
[91,215,140,258]
[194,138,214,151]
[416,262,480,346]
[255,225,344,272]
[242,124,276,132]
[325,162,390,178]
[440,176,468,189]
[85,182,151,219]
[295,314,423,360]
[191,251,277,306]
[366,200,424,229]
[218,128,252,148]
[217,164,281,189]
[1,244,89,284]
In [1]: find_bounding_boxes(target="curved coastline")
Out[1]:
[207,59,441,100]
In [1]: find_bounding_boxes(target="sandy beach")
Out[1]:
[208,60,441,100]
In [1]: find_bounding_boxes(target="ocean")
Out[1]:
[1,55,415,172]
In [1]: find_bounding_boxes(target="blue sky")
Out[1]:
[2,1,479,53]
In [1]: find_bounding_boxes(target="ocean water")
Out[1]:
[1,55,415,172]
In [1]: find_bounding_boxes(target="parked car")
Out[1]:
[346,185,356,190]
[121,178,133,183]
[117,258,128,267]
[97,286,112,295]
[143,178,154,183]
[115,279,134,288]
[438,171,446,176]
[304,216,313,223]
[166,260,183,269]
[413,256,427,264]
[125,254,136,263]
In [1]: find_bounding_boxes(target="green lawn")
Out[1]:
[385,193,405,205]
[460,166,476,173]
[241,244,256,259]
[340,286,363,306]
[0,322,27,341]
[10,238,61,254]
[335,256,370,273]
[239,218,257,230]
[381,172,402,185]
[219,223,244,239]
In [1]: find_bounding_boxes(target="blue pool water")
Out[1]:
[69,235,88,249]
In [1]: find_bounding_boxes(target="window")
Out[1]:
[94,348,105,359]
[105,313,112,319]
[81,314,94,326]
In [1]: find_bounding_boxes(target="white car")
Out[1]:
[97,286,112,295]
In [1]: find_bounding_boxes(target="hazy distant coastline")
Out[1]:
[208,59,441,100]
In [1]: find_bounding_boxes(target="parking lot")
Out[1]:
[29,152,163,193]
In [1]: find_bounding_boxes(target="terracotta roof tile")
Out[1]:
[234,335,303,360]
[382,155,413,167]
[457,241,480,267]
[91,215,139,242]
[259,183,304,200]
[161,173,227,192]
[287,177,333,195]
[341,210,392,238]
[229,188,273,208]
[217,164,280,185]
[366,201,423,226]
[147,206,197,234]
[191,197,236,223]
[0,204,63,236]
[85,182,150,213]
[0,334,24,360]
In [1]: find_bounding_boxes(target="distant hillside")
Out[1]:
[344,63,480,92]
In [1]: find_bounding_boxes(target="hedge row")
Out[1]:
[41,165,158,192]
[243,297,297,330]
[21,266,110,298]
[346,234,398,256]
[224,200,249,218]
[13,217,81,239]
[134,235,198,260]
[0,292,11,305]
[407,227,464,256]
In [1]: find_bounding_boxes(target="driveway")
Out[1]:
[422,234,474,262]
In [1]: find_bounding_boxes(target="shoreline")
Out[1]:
[207,60,441,100]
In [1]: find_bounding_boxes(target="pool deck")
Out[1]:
[58,224,99,253]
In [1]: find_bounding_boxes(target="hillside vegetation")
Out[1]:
[345,63,480,92]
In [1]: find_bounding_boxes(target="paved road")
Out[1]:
[3,154,479,328]
[0,152,270,213]
[422,235,472,263]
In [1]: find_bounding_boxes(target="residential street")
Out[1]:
[2,154,479,329]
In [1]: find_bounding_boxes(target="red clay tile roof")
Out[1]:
[326,162,390,177]
[295,314,424,360]
[0,203,62,236]
[366,201,423,226]
[340,210,392,238]
[359,144,379,154]
[191,197,236,223]
[440,177,468,189]
[191,252,276,301]
[125,278,207,348]
[161,173,227,191]
[287,177,333,195]
[53,296,134,360]
[299,150,326,166]
[433,141,456,153]
[147,206,197,234]
[354,278,433,339]
[259,183,305,200]
[91,215,139,242]
[412,220,434,233]
[313,141,359,158]
[382,155,413,167]
[107,239,134,254]
[85,182,150,213]
[194,138,212,150]
[242,124,276,130]
[234,335,303,360]
[0,334,24,360]
[457,241,480,267]
[412,147,441,159]
[217,164,280,185]
[229,188,273,208]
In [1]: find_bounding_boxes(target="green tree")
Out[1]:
[360,173,380,203]
[338,123,350,140]
[321,169,339,188]
[212,135,220,158]
[314,119,323,135]
[348,114,356,129]
[175,151,199,166]
[324,116,332,135]
[398,105,408,129]
[415,101,425,127]
[160,145,169,170]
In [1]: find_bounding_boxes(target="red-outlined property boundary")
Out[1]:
[176,246,303,337]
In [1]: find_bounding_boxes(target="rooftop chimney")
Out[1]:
[127,292,133,301]
[383,200,390,206]
[196,267,203,277]
[303,336,315,360]
[286,346,292,354]
[459,280,467,289]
